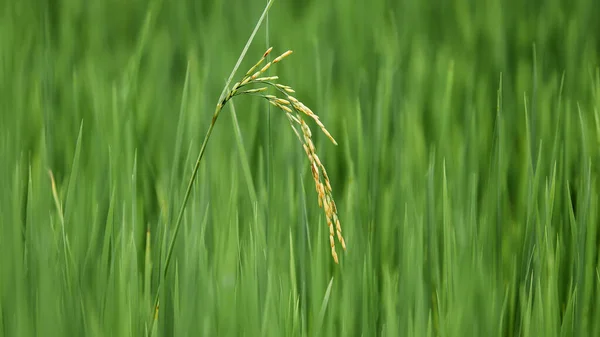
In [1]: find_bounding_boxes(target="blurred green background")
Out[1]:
[1,0,600,336]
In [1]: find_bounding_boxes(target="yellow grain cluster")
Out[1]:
[227,47,347,263]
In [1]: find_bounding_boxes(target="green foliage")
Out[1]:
[1,0,599,336]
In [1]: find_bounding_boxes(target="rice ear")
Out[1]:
[227,48,346,264]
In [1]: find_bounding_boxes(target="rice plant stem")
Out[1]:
[150,102,223,328]
[148,2,275,329]
[167,104,221,275]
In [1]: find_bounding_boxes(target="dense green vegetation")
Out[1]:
[1,0,600,336]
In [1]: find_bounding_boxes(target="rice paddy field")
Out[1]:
[2,0,600,336]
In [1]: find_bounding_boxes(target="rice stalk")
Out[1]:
[153,44,345,335]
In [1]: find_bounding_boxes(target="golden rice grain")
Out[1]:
[273,50,293,63]
[254,76,279,82]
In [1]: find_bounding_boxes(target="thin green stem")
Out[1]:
[167,104,222,274]
[149,102,222,330]
[148,2,274,330]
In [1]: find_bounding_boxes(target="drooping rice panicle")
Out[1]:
[221,47,346,263]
